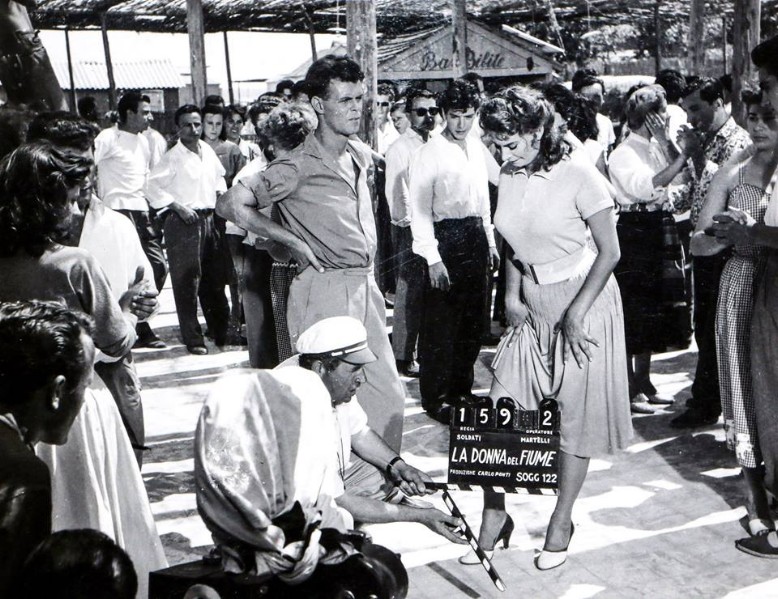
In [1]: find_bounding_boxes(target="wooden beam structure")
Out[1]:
[301,2,318,63]
[64,27,77,111]
[346,0,378,150]
[687,0,705,74]
[654,0,662,72]
[100,12,117,109]
[452,0,467,77]
[223,31,234,105]
[186,0,208,106]
[731,0,760,125]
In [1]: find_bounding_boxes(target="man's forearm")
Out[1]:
[216,186,302,251]
[335,493,422,524]
[351,428,398,472]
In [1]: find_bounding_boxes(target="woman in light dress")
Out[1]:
[460,86,632,570]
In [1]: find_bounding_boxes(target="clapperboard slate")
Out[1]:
[447,398,560,495]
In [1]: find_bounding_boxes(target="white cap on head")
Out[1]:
[295,316,377,365]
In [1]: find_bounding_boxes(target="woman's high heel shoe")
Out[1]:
[458,514,515,565]
[536,522,575,571]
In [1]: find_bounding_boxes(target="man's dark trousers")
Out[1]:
[686,253,728,417]
[163,209,230,348]
[419,217,488,411]
[391,224,425,362]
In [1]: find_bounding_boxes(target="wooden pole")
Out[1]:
[731,0,760,126]
[654,1,662,73]
[302,3,318,63]
[186,0,208,106]
[346,0,377,150]
[223,31,234,105]
[100,13,117,109]
[545,0,565,53]
[452,0,467,78]
[722,15,727,74]
[64,27,77,111]
[687,0,705,75]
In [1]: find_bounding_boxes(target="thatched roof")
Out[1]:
[30,0,777,36]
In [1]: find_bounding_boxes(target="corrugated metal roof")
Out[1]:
[52,59,186,90]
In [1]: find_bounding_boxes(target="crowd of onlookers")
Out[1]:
[0,29,778,597]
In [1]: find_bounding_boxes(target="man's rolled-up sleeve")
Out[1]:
[238,161,300,209]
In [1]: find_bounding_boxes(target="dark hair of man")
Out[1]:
[174,104,201,126]
[204,94,225,107]
[571,68,605,94]
[404,87,435,113]
[479,85,568,172]
[12,529,137,599]
[275,79,295,94]
[292,79,310,99]
[77,96,97,118]
[751,34,778,77]
[298,354,340,372]
[0,142,92,257]
[377,82,395,101]
[257,92,284,114]
[0,301,93,408]
[117,91,150,124]
[438,78,482,113]
[681,77,724,104]
[304,55,364,100]
[259,103,317,152]
[537,82,577,122]
[741,88,764,106]
[462,72,483,85]
[719,73,733,93]
[27,112,97,152]
[655,69,686,103]
[567,94,600,142]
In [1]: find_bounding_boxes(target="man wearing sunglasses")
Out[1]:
[385,88,439,379]
[409,79,500,424]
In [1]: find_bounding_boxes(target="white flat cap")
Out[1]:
[295,316,377,365]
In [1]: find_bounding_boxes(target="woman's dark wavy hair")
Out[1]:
[479,85,568,171]
[0,142,92,258]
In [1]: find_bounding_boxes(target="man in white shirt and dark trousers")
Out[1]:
[384,87,438,378]
[147,105,230,355]
[94,91,168,349]
[409,79,500,423]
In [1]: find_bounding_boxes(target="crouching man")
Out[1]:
[193,316,465,589]
[291,316,465,543]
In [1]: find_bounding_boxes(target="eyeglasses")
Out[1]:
[377,101,391,107]
[414,107,440,117]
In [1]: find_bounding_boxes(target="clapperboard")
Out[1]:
[445,397,561,495]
